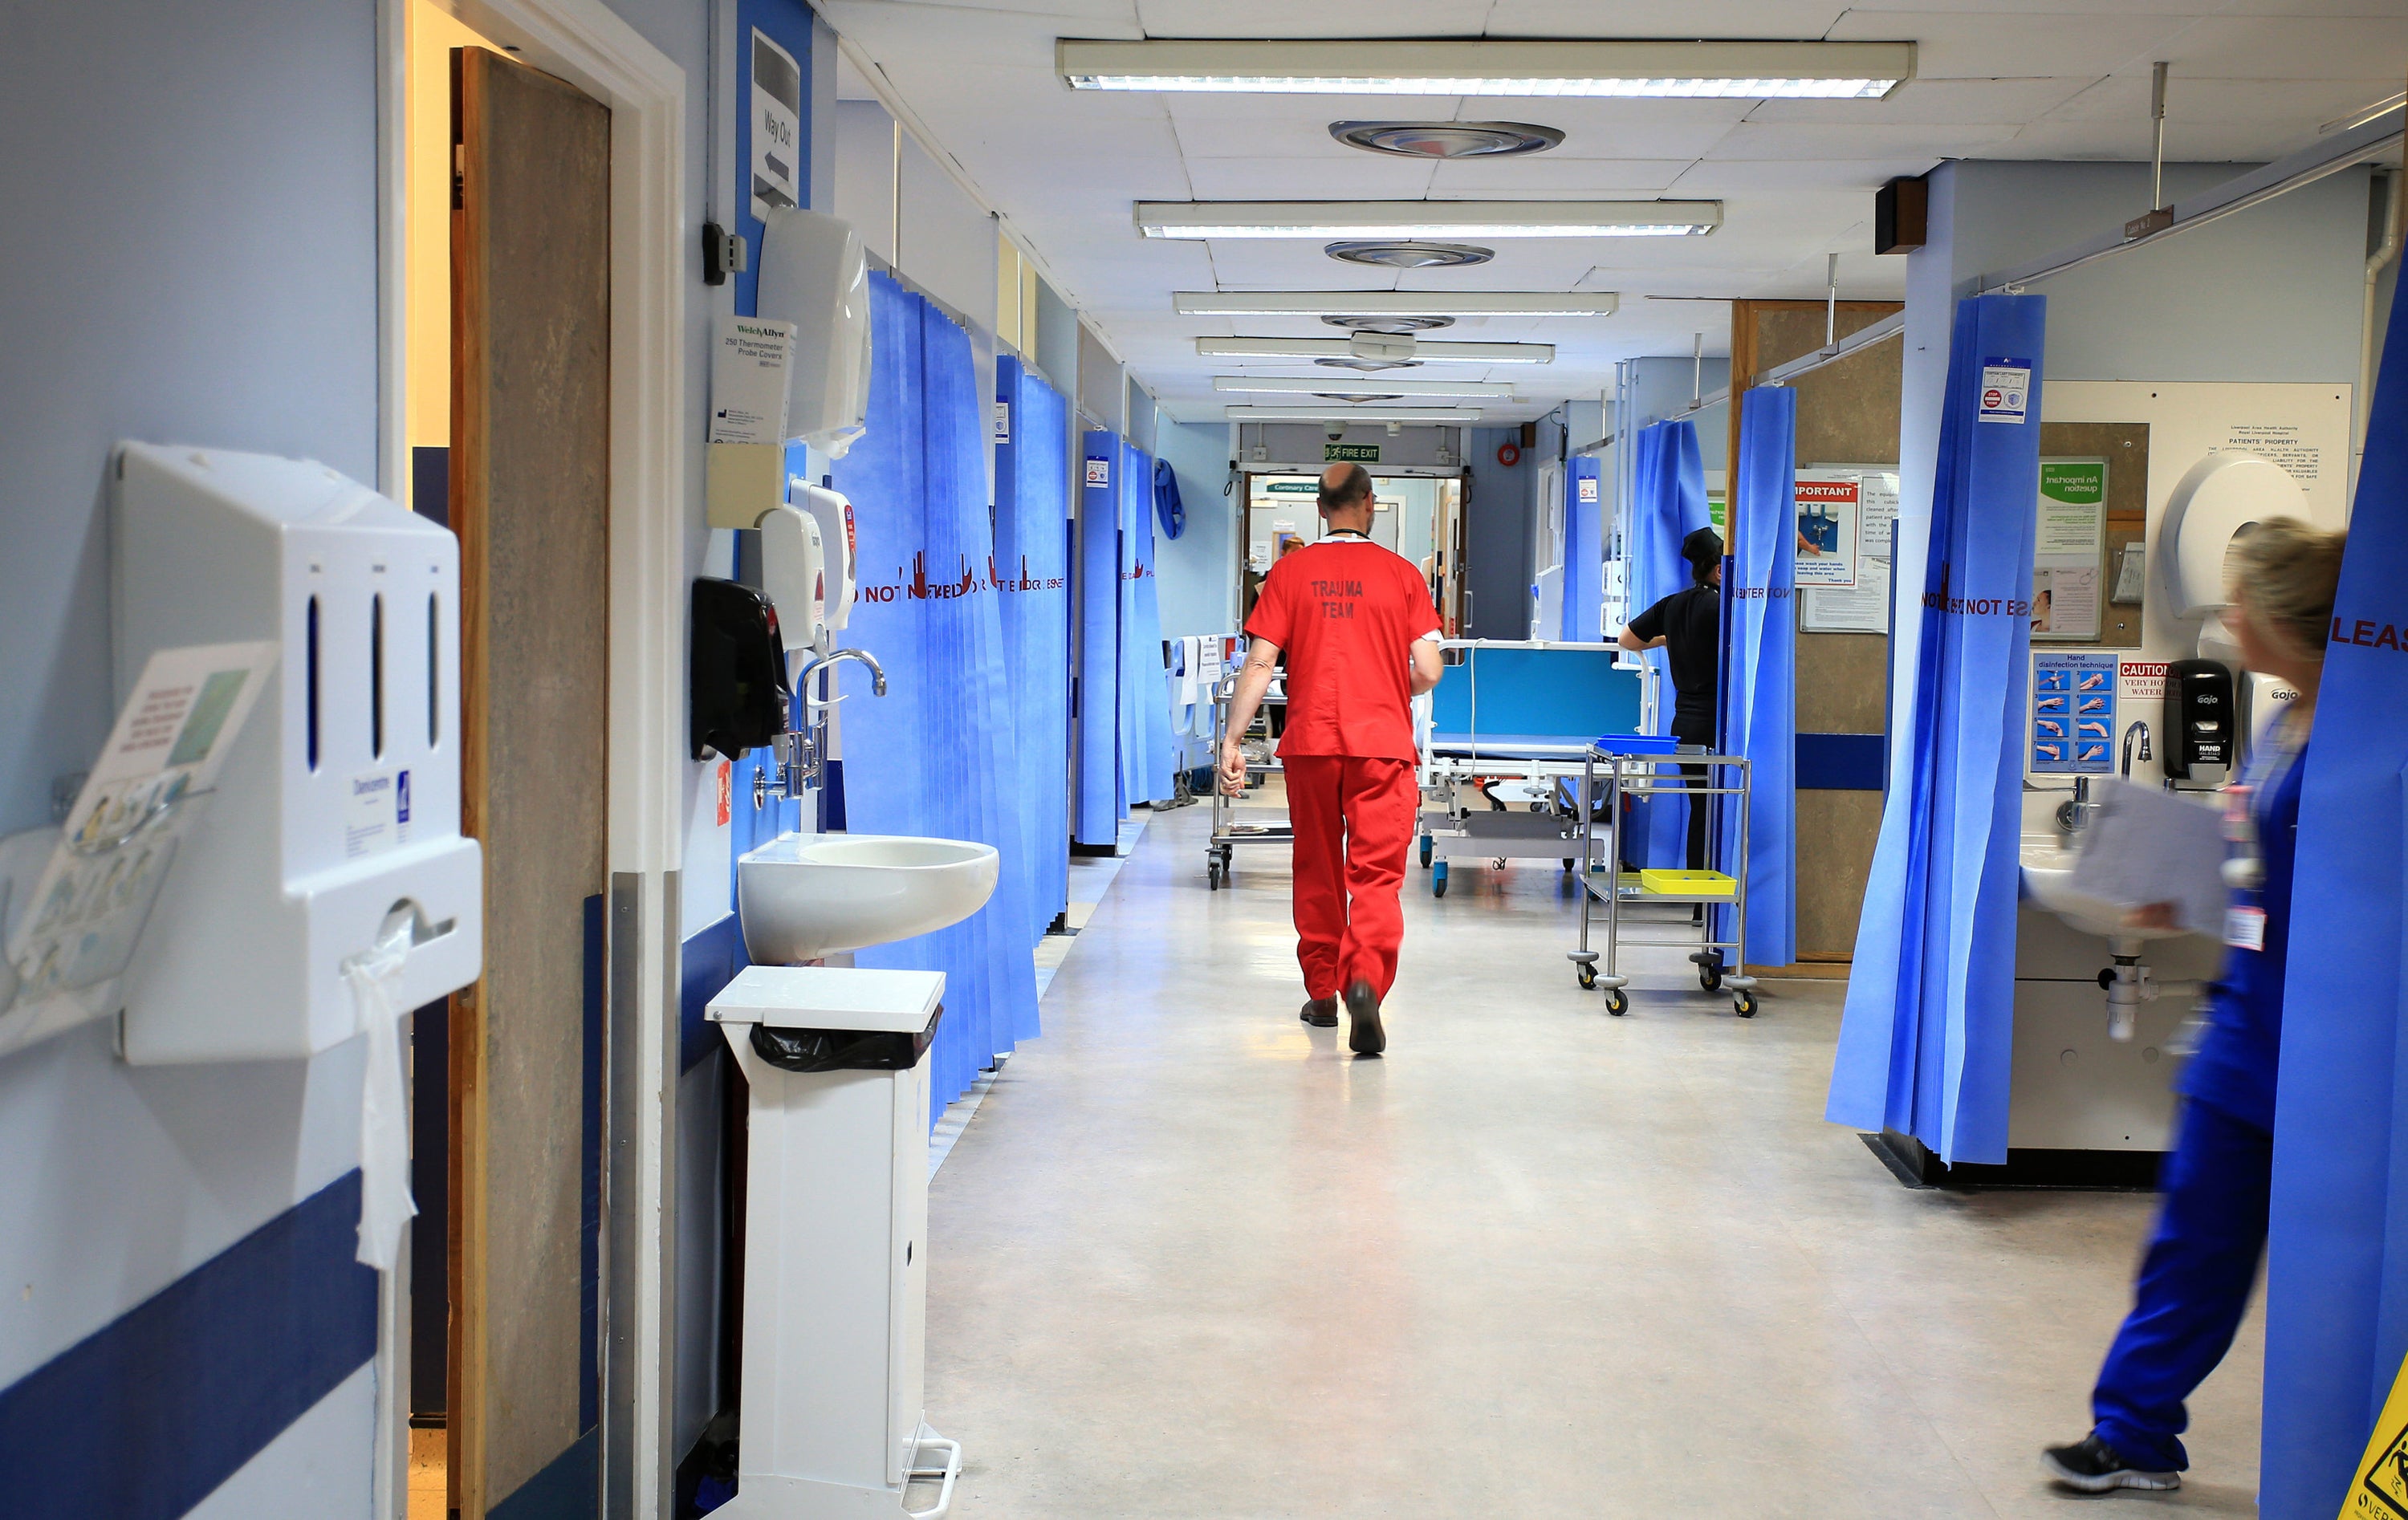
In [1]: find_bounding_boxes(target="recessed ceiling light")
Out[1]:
[1332,120,1564,158]
[1215,376,1515,398]
[1140,200,1718,239]
[1196,337,1553,364]
[1179,291,1617,318]
[1227,405,1486,423]
[1326,240,1494,268]
[1060,39,1914,100]
[1322,314,1455,332]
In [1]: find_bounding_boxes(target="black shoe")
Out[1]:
[1299,997,1338,1027]
[1344,979,1385,1057]
[2042,1434,2179,1493]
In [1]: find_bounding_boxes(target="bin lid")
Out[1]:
[706,965,945,1032]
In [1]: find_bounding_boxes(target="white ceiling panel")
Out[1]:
[1743,75,2098,124]
[1475,0,1857,35]
[1824,11,2202,78]
[2152,15,2408,79]
[1178,156,1440,198]
[1703,120,2025,158]
[1423,158,1694,193]
[825,0,2394,403]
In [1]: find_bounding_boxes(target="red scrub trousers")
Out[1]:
[1283,754,1418,1001]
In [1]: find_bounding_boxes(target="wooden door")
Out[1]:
[449,43,612,1518]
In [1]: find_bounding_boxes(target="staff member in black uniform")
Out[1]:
[1617,526,1724,870]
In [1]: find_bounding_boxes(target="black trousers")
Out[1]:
[1671,711,1715,872]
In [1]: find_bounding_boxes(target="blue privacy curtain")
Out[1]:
[1074,430,1120,845]
[830,273,1041,1114]
[1825,292,2045,1164]
[1716,388,1797,966]
[1625,419,1711,866]
[994,356,1071,944]
[1121,441,1176,805]
[2258,282,2408,1518]
[1559,455,1605,641]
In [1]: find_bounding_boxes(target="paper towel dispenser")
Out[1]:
[2159,453,2307,622]
[691,578,791,760]
[757,208,871,458]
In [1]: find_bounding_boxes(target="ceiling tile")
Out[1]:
[1177,156,1439,197]
[1743,75,2097,124]
[1119,0,1499,38]
[2144,14,2408,80]
[1422,158,1693,193]
[1476,0,1857,34]
[2036,73,2398,124]
[1704,120,2024,159]
[1825,10,2203,78]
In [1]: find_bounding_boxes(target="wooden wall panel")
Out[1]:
[451,45,612,1516]
[1731,300,1904,961]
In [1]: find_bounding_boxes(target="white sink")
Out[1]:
[738,831,999,964]
[2018,832,2190,944]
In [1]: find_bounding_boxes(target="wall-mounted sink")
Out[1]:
[2018,832,2190,945]
[738,831,999,964]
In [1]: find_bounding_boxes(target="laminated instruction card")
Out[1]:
[2033,460,2108,641]
[2,642,276,1036]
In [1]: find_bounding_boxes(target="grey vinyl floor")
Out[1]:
[923,797,2264,1518]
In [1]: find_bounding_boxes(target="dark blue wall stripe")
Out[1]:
[489,1424,600,1520]
[679,912,748,1072]
[1796,731,1886,791]
[581,893,605,1435]
[0,1170,377,1520]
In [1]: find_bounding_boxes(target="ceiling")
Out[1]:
[822,1,2407,425]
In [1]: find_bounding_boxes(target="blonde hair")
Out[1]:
[2227,516,2347,659]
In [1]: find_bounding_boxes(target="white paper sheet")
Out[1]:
[2070,780,2229,935]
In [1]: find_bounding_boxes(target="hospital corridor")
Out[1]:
[1,3,2404,1520]
[926,798,2266,1518]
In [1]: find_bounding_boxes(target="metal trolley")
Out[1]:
[1568,742,1761,1018]
[1205,671,1290,890]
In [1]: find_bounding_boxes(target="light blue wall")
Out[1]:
[1153,420,1235,640]
[0,0,384,1510]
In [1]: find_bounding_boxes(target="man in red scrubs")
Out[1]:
[1219,464,1445,1056]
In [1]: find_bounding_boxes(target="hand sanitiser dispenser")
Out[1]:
[108,444,483,1065]
[691,578,791,759]
[2162,658,2236,786]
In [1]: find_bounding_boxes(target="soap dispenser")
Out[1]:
[691,578,791,760]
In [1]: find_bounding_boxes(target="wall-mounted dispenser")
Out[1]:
[797,482,857,634]
[2162,658,2235,786]
[692,578,791,760]
[108,444,482,1063]
[757,505,826,652]
[2159,452,2306,624]
[757,208,871,460]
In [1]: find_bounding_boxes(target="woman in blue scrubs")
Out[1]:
[2044,518,2347,1494]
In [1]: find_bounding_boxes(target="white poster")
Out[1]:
[1794,475,1861,587]
[708,315,796,445]
[1797,468,1898,634]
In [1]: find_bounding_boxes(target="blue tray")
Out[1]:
[1592,733,1681,756]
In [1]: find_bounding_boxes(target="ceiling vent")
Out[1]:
[1323,314,1455,332]
[1314,393,1405,404]
[1331,121,1565,158]
[1316,357,1422,372]
[1326,241,1493,268]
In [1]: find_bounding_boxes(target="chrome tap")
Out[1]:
[2056,774,2096,835]
[759,648,889,805]
[2120,720,2152,780]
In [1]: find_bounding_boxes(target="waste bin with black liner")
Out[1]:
[706,965,962,1519]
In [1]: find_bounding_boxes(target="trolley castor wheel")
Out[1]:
[1419,837,1432,868]
[1605,988,1629,1016]
[1207,862,1222,890]
[1733,989,1758,1018]
[1432,860,1448,897]
[1561,857,1574,872]
[1699,963,1723,994]
[1576,961,1597,990]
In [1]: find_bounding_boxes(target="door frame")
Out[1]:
[376,2,686,1517]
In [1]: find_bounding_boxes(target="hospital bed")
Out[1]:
[1418,641,1645,897]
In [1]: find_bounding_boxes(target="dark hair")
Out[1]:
[1317,464,1373,509]
[1682,526,1723,584]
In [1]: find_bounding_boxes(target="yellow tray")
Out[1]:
[1638,868,1736,899]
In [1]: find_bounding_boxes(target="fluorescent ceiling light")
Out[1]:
[1216,376,1515,398]
[1139,200,1719,239]
[1060,39,1913,100]
[1226,405,1485,424]
[1198,337,1554,364]
[1178,291,1619,318]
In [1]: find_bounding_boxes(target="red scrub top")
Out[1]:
[1243,534,1442,762]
